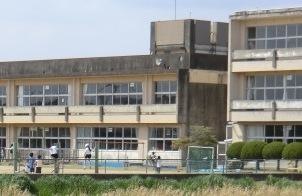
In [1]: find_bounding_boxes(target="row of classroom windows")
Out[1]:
[0,127,178,151]
[0,81,177,106]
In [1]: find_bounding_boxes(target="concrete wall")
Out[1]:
[187,83,227,141]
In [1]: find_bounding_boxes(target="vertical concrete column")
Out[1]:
[138,126,149,159]
[70,126,77,151]
[232,124,245,142]
[72,78,81,106]
[145,75,154,105]
[7,80,16,106]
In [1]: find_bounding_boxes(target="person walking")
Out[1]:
[156,156,161,174]
[25,152,35,173]
[84,143,92,169]
[49,144,59,173]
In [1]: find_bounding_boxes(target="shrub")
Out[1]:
[240,141,267,159]
[282,142,302,159]
[226,142,245,159]
[262,142,285,159]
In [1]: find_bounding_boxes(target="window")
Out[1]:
[76,127,138,150]
[247,74,302,100]
[0,86,6,106]
[17,127,70,149]
[149,128,178,151]
[17,84,69,106]
[246,125,302,143]
[0,127,6,148]
[83,82,142,105]
[247,24,302,49]
[154,81,177,104]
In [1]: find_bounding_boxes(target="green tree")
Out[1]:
[172,126,217,150]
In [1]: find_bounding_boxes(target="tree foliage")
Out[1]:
[172,126,217,150]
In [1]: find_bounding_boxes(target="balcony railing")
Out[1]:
[0,104,177,124]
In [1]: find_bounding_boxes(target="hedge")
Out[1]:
[282,142,302,159]
[226,142,245,159]
[262,142,285,159]
[240,141,267,159]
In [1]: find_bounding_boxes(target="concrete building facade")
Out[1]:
[0,19,227,159]
[228,8,302,143]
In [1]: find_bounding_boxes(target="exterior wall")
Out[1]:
[228,8,302,143]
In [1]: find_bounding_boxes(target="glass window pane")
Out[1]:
[296,75,302,86]
[298,38,302,47]
[256,40,265,49]
[137,95,142,104]
[84,96,96,105]
[104,95,112,105]
[267,26,276,38]
[266,75,275,87]
[266,89,274,100]
[136,83,142,92]
[162,94,170,104]
[275,126,283,137]
[97,84,105,93]
[276,25,286,37]
[104,84,112,93]
[93,127,99,137]
[277,39,286,48]
[97,96,104,105]
[124,128,131,138]
[59,85,68,94]
[100,128,106,137]
[156,128,163,138]
[295,125,302,137]
[23,86,30,95]
[248,27,256,39]
[86,84,96,94]
[287,38,297,48]
[129,83,136,93]
[115,128,122,137]
[121,95,128,105]
[170,81,177,92]
[165,140,173,151]
[155,82,162,92]
[287,24,297,37]
[247,40,256,49]
[30,85,43,95]
[170,94,176,104]
[265,125,274,137]
[298,24,302,36]
[165,128,172,138]
[113,84,121,93]
[132,128,137,138]
[161,81,169,92]
[286,89,295,99]
[286,75,295,86]
[113,95,121,105]
[255,89,264,100]
[296,88,302,99]
[256,26,266,38]
[120,84,128,93]
[129,95,136,104]
[108,128,114,137]
[255,76,265,87]
[267,40,276,49]
[275,89,284,100]
[275,75,283,87]
[155,94,161,104]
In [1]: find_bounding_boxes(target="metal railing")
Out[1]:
[0,157,301,174]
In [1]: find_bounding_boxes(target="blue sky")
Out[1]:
[0,0,301,61]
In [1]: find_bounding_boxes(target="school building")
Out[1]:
[0,19,227,159]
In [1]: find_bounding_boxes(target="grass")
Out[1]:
[0,174,302,195]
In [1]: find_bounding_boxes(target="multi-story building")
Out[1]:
[0,19,227,159]
[228,8,302,143]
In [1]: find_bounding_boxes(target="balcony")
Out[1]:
[0,104,177,124]
[231,48,302,72]
[230,100,302,122]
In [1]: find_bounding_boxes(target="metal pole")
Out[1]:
[13,141,17,173]
[95,141,99,174]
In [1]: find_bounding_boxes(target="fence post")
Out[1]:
[95,142,99,174]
